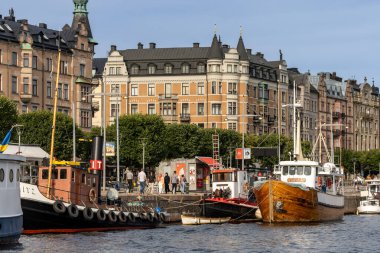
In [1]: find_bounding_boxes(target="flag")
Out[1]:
[0,128,13,153]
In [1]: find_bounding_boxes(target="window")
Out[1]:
[198,103,204,115]
[23,53,29,67]
[212,104,221,115]
[131,65,139,75]
[304,166,311,175]
[0,168,4,182]
[182,103,189,114]
[80,64,85,76]
[0,74,2,91]
[9,169,14,183]
[228,82,237,94]
[116,67,121,75]
[282,166,288,175]
[227,64,232,73]
[81,43,85,50]
[160,102,176,116]
[218,82,222,94]
[46,58,52,71]
[22,104,27,113]
[81,85,90,102]
[63,84,69,100]
[198,123,204,128]
[131,84,138,96]
[23,78,29,94]
[32,105,38,111]
[148,83,155,96]
[148,104,155,115]
[60,169,67,179]
[228,122,237,131]
[182,64,190,74]
[182,83,189,95]
[12,52,17,66]
[80,111,90,128]
[110,103,119,117]
[165,64,172,74]
[197,82,204,95]
[210,64,220,72]
[212,81,217,94]
[197,64,205,73]
[32,56,37,69]
[228,102,237,115]
[111,84,120,94]
[148,65,156,74]
[234,65,238,73]
[32,79,37,96]
[131,104,138,114]
[60,61,68,74]
[12,76,17,93]
[109,67,115,75]
[58,83,62,99]
[165,83,172,97]
[47,81,52,98]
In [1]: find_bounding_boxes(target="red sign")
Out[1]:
[90,160,103,170]
[235,148,243,159]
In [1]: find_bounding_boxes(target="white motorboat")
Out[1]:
[357,180,380,214]
[181,214,231,225]
[0,154,25,244]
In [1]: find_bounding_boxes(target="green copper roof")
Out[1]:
[21,43,32,50]
[73,0,88,14]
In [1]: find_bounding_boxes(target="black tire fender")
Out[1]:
[108,211,117,222]
[118,211,127,223]
[128,212,136,223]
[97,209,106,221]
[67,204,79,218]
[83,207,94,221]
[53,200,66,214]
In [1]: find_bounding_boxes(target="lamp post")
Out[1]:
[13,124,23,154]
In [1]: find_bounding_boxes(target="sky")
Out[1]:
[2,0,379,85]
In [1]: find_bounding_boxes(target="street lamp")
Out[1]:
[12,124,23,154]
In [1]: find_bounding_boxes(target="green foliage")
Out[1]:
[0,96,18,139]
[18,110,84,160]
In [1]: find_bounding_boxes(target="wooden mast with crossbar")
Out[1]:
[46,46,62,198]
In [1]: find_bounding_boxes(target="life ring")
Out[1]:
[89,188,97,202]
[108,211,117,222]
[53,200,66,214]
[83,207,94,221]
[127,212,136,223]
[97,209,106,221]
[67,204,79,218]
[147,213,154,223]
[159,212,166,222]
[118,211,127,223]
[327,178,332,189]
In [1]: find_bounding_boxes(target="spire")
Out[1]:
[237,34,249,61]
[72,0,93,39]
[208,34,223,59]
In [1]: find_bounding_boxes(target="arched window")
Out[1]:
[148,64,156,74]
[182,63,190,74]
[165,64,173,74]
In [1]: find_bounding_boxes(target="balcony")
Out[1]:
[161,114,178,123]
[332,112,340,119]
[19,93,32,103]
[180,113,191,122]
[158,93,178,100]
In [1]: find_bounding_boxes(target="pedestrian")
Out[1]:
[171,171,178,194]
[164,172,170,194]
[138,169,147,194]
[180,174,186,194]
[126,169,134,193]
[158,173,164,194]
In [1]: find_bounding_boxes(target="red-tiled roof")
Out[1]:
[196,156,219,167]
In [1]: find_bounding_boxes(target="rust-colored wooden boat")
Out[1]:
[254,179,344,223]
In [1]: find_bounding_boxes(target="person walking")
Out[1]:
[164,172,170,194]
[138,169,147,195]
[126,169,134,193]
[158,173,164,194]
[171,171,178,194]
[180,175,187,194]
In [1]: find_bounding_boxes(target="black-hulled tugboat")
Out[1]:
[0,153,25,244]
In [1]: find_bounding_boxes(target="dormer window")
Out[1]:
[42,33,49,40]
[148,64,156,74]
[182,63,190,74]
[165,64,173,74]
[197,63,205,73]
[131,65,139,75]
[4,24,13,32]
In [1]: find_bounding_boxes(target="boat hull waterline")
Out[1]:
[254,180,344,222]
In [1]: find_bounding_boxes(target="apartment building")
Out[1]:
[0,0,96,130]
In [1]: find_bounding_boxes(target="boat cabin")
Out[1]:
[211,169,247,199]
[361,180,380,200]
[37,165,99,206]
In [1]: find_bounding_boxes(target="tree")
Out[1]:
[18,110,84,160]
[0,96,18,139]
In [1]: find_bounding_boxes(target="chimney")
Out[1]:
[110,45,117,52]
[246,49,252,55]
[222,44,229,49]
[193,42,199,48]
[149,42,156,49]
[137,42,143,49]
[39,23,47,29]
[256,52,264,58]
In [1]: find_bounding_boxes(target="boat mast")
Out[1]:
[47,47,62,198]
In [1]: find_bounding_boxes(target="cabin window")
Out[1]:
[52,169,58,180]
[296,166,303,175]
[71,171,75,182]
[60,169,67,179]
[0,168,4,182]
[9,169,14,182]
[282,166,288,175]
[289,166,296,175]
[304,166,311,175]
[42,169,48,179]
[214,172,233,182]
[81,174,86,183]
[17,169,20,182]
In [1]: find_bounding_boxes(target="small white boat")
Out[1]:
[357,180,380,214]
[181,214,231,225]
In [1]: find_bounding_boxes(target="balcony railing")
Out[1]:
[158,93,178,100]
[19,93,32,103]
[180,113,191,122]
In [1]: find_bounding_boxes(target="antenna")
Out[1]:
[240,25,243,37]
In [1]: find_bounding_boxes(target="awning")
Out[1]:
[196,156,219,168]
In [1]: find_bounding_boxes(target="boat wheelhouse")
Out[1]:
[357,180,380,214]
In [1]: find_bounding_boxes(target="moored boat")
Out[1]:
[357,180,380,214]
[181,214,230,225]
[0,154,25,244]
[204,168,259,220]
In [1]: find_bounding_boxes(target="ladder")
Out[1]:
[212,134,219,170]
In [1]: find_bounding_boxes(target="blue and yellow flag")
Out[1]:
[0,128,13,153]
